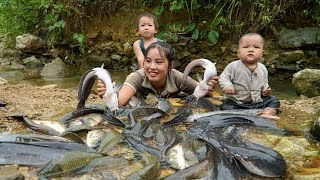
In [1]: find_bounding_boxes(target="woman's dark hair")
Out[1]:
[143,42,175,74]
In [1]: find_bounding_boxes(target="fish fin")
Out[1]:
[101,63,104,68]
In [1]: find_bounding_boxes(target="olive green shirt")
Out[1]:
[124,69,198,98]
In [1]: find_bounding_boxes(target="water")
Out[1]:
[2,68,131,89]
[1,68,298,100]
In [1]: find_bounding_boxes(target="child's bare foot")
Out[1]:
[259,113,280,120]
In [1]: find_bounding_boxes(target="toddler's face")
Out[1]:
[138,16,157,39]
[237,35,264,64]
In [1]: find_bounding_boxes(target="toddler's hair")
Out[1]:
[238,33,265,48]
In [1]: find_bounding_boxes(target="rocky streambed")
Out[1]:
[0,81,320,179]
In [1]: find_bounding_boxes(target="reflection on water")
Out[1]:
[2,67,298,100]
[6,69,130,89]
[269,77,298,100]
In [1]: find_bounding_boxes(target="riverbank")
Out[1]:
[0,82,320,179]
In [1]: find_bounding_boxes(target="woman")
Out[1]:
[97,42,219,107]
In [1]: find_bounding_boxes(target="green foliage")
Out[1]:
[151,0,319,44]
[0,0,42,46]
[73,33,86,54]
[1,0,320,50]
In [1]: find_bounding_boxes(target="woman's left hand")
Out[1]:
[207,76,219,91]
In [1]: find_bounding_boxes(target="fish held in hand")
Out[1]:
[77,64,119,111]
[183,59,217,99]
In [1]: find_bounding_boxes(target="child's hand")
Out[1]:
[262,87,272,96]
[97,79,106,98]
[223,86,235,94]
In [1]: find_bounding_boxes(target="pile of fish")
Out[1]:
[3,61,291,179]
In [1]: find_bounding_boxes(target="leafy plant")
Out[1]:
[73,33,85,54]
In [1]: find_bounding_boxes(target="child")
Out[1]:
[97,41,219,107]
[219,33,280,120]
[133,12,161,69]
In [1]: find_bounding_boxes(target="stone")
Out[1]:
[292,69,320,97]
[15,34,47,53]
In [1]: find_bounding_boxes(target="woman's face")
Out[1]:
[143,47,170,87]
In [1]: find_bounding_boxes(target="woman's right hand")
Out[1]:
[97,79,106,98]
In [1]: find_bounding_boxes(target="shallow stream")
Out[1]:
[1,67,299,100]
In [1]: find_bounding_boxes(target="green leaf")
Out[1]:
[73,33,85,44]
[208,30,219,44]
[169,0,183,11]
[192,28,199,40]
[184,23,196,33]
[200,30,207,39]
[154,6,164,16]
[191,0,201,9]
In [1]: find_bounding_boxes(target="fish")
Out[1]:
[157,98,173,113]
[0,141,70,166]
[10,115,66,136]
[160,126,181,162]
[128,96,148,108]
[184,96,219,111]
[186,109,263,122]
[182,59,217,99]
[102,108,125,127]
[37,151,102,178]
[86,129,107,148]
[97,130,121,155]
[224,144,287,177]
[166,143,189,170]
[127,106,167,128]
[78,156,129,173]
[124,132,161,159]
[164,147,214,180]
[162,106,193,127]
[0,132,71,143]
[58,106,105,127]
[77,64,118,111]
[126,152,160,180]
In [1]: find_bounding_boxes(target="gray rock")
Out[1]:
[40,57,73,78]
[22,56,43,67]
[292,69,320,97]
[279,27,320,48]
[15,34,47,53]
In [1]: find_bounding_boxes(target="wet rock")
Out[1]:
[273,137,317,159]
[278,50,305,63]
[22,56,43,67]
[40,57,74,78]
[292,69,320,97]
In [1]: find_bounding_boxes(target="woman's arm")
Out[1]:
[117,84,135,107]
[133,40,144,68]
[97,80,135,107]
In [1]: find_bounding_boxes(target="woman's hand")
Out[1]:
[207,76,219,91]
[223,86,235,94]
[97,79,106,98]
